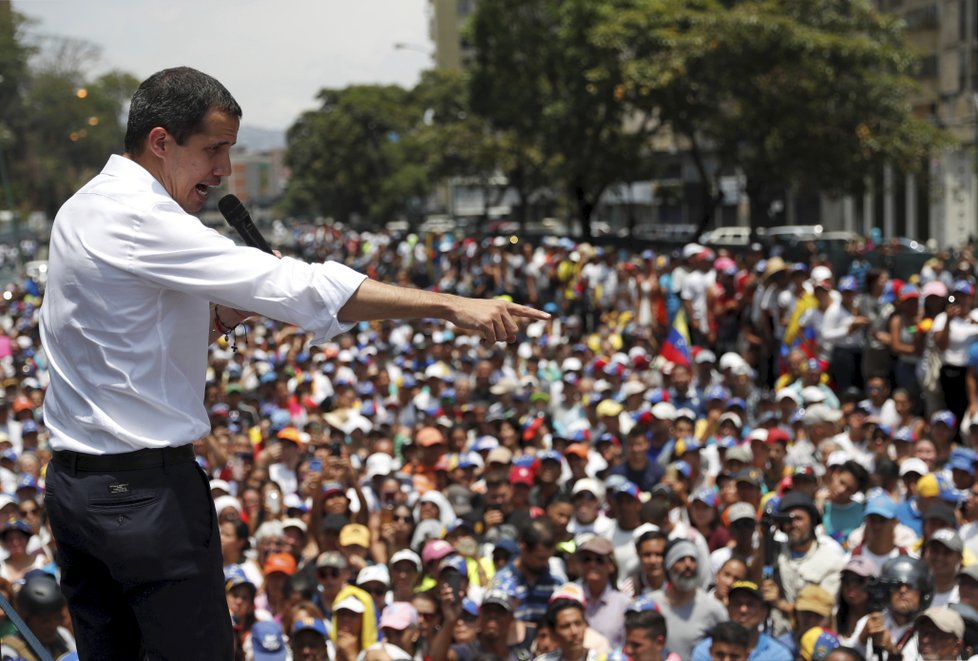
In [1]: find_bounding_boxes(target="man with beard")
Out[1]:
[648,539,727,659]
[847,555,934,659]
[762,492,845,621]
[488,519,566,626]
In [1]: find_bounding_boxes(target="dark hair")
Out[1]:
[544,598,584,628]
[624,609,667,639]
[125,67,242,155]
[840,460,869,493]
[545,492,572,509]
[520,518,555,550]
[826,647,867,661]
[232,520,250,549]
[710,621,750,649]
[485,469,510,488]
[634,527,667,551]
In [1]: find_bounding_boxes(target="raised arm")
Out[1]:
[337,279,550,343]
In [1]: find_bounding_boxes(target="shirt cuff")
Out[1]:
[306,261,368,344]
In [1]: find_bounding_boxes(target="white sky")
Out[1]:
[18,0,433,131]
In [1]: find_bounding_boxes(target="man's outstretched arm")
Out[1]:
[337,279,550,343]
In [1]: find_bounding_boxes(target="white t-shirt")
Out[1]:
[931,310,978,366]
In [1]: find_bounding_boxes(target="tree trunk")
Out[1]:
[574,184,594,240]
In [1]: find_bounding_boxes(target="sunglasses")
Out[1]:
[393,515,412,523]
[578,553,606,565]
[318,568,343,579]
[365,586,388,596]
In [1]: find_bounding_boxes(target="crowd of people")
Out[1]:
[0,229,977,660]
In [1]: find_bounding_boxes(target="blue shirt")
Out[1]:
[488,561,565,624]
[894,497,923,537]
[691,632,792,661]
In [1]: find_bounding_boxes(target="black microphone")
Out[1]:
[218,194,274,255]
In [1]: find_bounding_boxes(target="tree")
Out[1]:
[20,66,137,216]
[284,85,429,226]
[597,0,948,229]
[468,0,659,238]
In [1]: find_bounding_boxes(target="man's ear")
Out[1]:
[146,127,169,159]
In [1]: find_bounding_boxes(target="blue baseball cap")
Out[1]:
[461,597,479,617]
[717,435,740,449]
[626,596,661,614]
[613,480,641,500]
[950,456,977,476]
[493,539,520,557]
[291,616,328,639]
[538,450,562,464]
[16,475,38,491]
[893,428,914,443]
[838,276,859,292]
[691,488,717,508]
[953,279,975,295]
[931,410,957,428]
[864,496,897,520]
[705,385,731,402]
[251,621,287,661]
[726,398,747,411]
[438,555,468,576]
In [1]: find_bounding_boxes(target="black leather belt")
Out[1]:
[54,444,196,472]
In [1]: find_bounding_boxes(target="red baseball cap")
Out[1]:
[509,465,535,486]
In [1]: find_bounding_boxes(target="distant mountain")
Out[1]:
[236,125,287,152]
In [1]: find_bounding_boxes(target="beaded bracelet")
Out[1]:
[214,306,243,352]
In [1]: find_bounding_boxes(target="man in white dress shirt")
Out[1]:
[38,67,546,660]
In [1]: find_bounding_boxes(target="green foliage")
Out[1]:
[469,0,654,236]
[284,84,429,225]
[0,7,137,217]
[597,0,949,224]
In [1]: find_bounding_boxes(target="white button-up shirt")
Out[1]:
[39,155,366,454]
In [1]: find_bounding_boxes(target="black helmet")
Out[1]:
[777,491,821,526]
[880,556,933,611]
[17,574,66,617]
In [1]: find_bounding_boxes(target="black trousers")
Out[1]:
[45,447,233,660]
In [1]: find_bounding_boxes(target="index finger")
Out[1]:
[507,304,551,320]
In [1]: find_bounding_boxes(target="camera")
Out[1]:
[867,577,897,613]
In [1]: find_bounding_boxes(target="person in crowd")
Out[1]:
[835,557,875,639]
[691,580,791,661]
[706,621,752,661]
[622,526,668,597]
[648,539,727,660]
[764,493,846,622]
[0,573,75,660]
[291,616,330,661]
[846,555,933,659]
[489,519,565,625]
[361,602,422,661]
[618,597,682,661]
[922,528,963,607]
[572,534,630,649]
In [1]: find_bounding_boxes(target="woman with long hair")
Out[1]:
[835,556,873,638]
[688,490,730,552]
